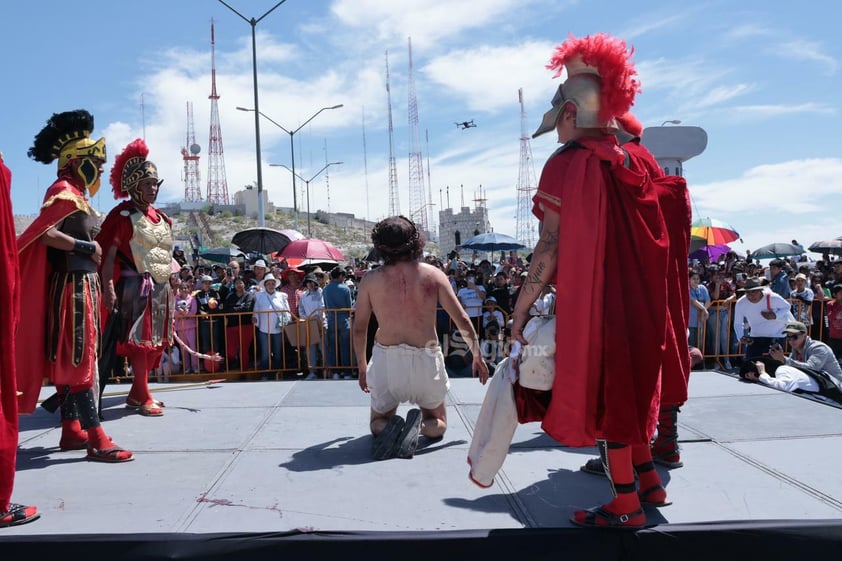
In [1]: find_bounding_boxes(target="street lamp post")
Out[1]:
[236,105,343,231]
[270,162,342,237]
[662,119,682,126]
[218,0,288,227]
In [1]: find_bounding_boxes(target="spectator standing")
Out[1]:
[706,268,734,370]
[174,284,199,373]
[223,277,255,371]
[769,259,791,299]
[194,275,224,371]
[252,274,291,376]
[299,274,327,380]
[825,284,842,362]
[689,272,710,351]
[733,278,794,359]
[456,271,486,335]
[487,271,513,314]
[789,273,814,329]
[323,267,354,380]
[172,245,188,268]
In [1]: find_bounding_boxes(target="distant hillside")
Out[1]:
[14,209,439,260]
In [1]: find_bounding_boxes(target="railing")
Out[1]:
[121,304,517,383]
[690,298,831,367]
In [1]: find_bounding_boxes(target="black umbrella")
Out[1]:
[808,237,842,256]
[751,242,805,259]
[232,227,295,255]
[199,247,245,264]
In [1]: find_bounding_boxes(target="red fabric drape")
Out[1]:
[0,159,20,510]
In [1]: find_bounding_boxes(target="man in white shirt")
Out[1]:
[733,277,794,359]
[740,360,819,393]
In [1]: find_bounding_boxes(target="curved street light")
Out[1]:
[218,0,288,226]
[661,119,682,126]
[269,161,343,237]
[237,105,343,231]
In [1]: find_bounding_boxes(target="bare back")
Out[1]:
[362,261,446,348]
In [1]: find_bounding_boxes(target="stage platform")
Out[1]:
[3,369,842,559]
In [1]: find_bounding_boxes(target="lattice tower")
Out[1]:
[385,50,400,216]
[425,129,436,238]
[406,37,428,232]
[515,88,538,247]
[181,101,202,202]
[206,19,229,205]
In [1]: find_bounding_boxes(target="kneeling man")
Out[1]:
[353,216,488,460]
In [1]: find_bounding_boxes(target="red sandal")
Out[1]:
[571,506,646,529]
[639,484,672,507]
[0,503,40,528]
[87,445,134,463]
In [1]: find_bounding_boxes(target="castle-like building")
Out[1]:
[437,204,491,258]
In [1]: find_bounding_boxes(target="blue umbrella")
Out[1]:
[751,242,804,259]
[199,246,245,264]
[459,232,526,252]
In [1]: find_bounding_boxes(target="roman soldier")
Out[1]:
[97,139,174,417]
[16,110,133,463]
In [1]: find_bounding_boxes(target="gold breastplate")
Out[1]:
[129,211,173,284]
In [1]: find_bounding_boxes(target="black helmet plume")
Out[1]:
[28,109,95,164]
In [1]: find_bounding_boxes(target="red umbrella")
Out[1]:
[276,238,345,262]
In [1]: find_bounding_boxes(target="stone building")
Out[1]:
[437,205,491,258]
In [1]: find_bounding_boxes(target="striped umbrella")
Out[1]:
[690,217,740,246]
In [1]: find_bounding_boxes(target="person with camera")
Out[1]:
[224,276,255,372]
[769,320,842,386]
[733,277,794,360]
[457,270,486,336]
[194,275,225,372]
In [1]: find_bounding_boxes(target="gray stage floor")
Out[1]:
[5,369,842,535]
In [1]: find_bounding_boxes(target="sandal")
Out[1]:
[87,445,134,463]
[138,402,164,417]
[126,396,165,409]
[639,484,672,507]
[371,415,404,461]
[0,503,40,528]
[570,506,646,529]
[580,457,639,479]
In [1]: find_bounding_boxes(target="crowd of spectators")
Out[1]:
[688,250,842,372]
[160,247,540,381]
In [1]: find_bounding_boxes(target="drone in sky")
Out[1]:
[455,119,476,130]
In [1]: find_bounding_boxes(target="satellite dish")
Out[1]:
[190,143,201,155]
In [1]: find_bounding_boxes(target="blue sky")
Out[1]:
[1,0,840,256]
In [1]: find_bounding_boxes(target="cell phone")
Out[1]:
[770,343,783,352]
[226,267,233,276]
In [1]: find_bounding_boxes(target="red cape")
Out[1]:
[624,139,691,404]
[0,159,20,507]
[15,180,93,414]
[533,136,669,447]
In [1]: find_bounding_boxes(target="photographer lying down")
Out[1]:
[740,321,842,404]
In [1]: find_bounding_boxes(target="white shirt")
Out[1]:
[457,286,486,317]
[298,288,327,328]
[759,365,820,393]
[733,289,794,339]
[252,290,291,334]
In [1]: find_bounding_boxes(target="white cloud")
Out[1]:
[422,41,556,113]
[778,40,838,75]
[723,23,775,41]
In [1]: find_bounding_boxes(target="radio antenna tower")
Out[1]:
[206,19,229,205]
[362,106,371,222]
[385,50,400,216]
[515,88,538,247]
[181,101,202,202]
[425,129,436,237]
[406,37,429,233]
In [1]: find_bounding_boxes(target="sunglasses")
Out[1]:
[785,333,802,340]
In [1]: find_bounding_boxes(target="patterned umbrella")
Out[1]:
[690,217,740,246]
